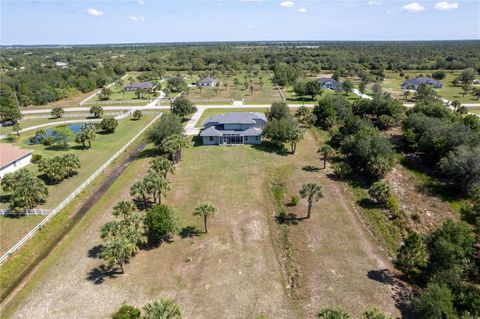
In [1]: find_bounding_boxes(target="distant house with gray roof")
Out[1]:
[401,77,443,91]
[124,82,155,91]
[317,78,340,91]
[196,77,216,87]
[200,112,266,145]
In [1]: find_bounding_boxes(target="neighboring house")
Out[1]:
[200,112,266,145]
[197,77,216,87]
[473,79,480,85]
[317,78,340,91]
[401,77,443,90]
[124,82,155,91]
[55,62,69,69]
[0,144,32,178]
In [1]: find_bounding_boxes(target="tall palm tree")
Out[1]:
[194,202,216,233]
[318,145,334,169]
[299,183,324,219]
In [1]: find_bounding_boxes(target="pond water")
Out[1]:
[28,123,84,145]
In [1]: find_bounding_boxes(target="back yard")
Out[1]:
[3,130,402,318]
[0,115,158,256]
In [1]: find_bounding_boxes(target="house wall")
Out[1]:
[202,136,220,145]
[244,135,261,145]
[0,154,32,179]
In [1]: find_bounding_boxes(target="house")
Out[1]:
[124,82,155,91]
[473,79,480,85]
[317,78,340,91]
[200,112,266,145]
[401,77,443,91]
[196,77,216,87]
[55,62,69,69]
[0,144,32,178]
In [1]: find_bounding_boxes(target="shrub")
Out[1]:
[368,181,392,207]
[290,195,299,206]
[31,153,43,164]
[111,305,141,319]
[145,205,179,242]
[412,283,456,319]
[377,115,396,130]
[101,117,118,133]
[333,162,352,179]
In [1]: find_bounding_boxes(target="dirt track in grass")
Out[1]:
[5,131,407,319]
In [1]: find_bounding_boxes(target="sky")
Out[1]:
[1,0,479,45]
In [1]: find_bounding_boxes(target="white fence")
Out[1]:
[0,114,162,265]
[0,209,51,216]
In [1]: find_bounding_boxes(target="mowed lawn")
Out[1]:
[6,130,400,318]
[0,115,157,256]
[383,70,479,103]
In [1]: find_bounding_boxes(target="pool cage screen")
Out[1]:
[222,134,243,145]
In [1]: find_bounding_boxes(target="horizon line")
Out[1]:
[2,38,480,48]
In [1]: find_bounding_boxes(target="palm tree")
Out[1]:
[142,298,182,319]
[194,202,216,233]
[112,200,136,219]
[299,183,324,219]
[101,235,135,273]
[150,157,176,178]
[161,134,190,163]
[403,90,411,101]
[130,180,149,207]
[317,307,352,319]
[318,145,334,169]
[144,170,170,204]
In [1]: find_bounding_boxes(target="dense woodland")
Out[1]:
[1,41,479,106]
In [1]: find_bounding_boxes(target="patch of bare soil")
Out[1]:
[385,164,458,235]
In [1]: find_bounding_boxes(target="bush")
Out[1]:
[386,195,400,215]
[333,162,352,179]
[31,153,43,164]
[145,205,179,243]
[377,115,396,130]
[111,305,141,319]
[368,181,392,206]
[100,117,118,133]
[290,195,299,206]
[412,283,456,319]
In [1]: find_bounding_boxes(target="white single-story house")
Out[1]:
[0,144,32,178]
[55,62,69,69]
[200,112,266,145]
[197,77,216,87]
[317,77,340,91]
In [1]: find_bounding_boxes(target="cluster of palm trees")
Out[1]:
[232,73,265,96]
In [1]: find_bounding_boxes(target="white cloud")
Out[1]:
[386,10,397,16]
[368,0,382,5]
[129,16,146,21]
[298,7,307,13]
[401,2,425,13]
[247,24,253,28]
[280,1,294,7]
[87,8,103,17]
[434,1,459,10]
[136,0,144,4]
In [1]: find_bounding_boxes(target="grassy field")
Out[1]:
[183,72,283,104]
[382,70,479,103]
[468,107,480,115]
[0,115,158,256]
[195,108,269,128]
[3,130,401,318]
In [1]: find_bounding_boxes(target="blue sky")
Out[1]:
[1,0,479,45]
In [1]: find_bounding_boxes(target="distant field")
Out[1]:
[468,107,480,115]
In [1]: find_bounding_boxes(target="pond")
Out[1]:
[28,123,86,145]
